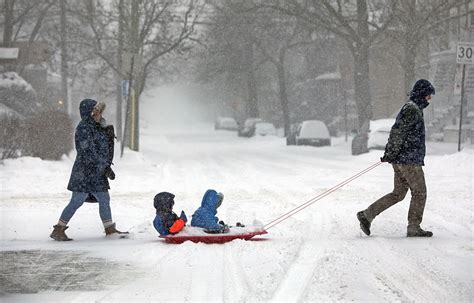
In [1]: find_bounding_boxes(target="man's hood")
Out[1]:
[409,79,435,109]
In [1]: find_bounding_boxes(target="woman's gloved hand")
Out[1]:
[104,166,115,180]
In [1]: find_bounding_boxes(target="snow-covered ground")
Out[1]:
[1,87,473,302]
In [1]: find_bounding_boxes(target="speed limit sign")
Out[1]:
[456,42,474,64]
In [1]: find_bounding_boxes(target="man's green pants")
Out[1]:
[365,164,427,226]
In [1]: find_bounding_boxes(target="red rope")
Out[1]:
[264,161,382,230]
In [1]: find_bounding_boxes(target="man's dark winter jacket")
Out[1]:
[383,79,435,165]
[67,99,111,192]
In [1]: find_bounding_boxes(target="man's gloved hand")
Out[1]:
[380,155,392,163]
[104,166,116,180]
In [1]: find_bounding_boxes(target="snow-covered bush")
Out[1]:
[0,72,41,117]
[22,110,74,160]
[0,113,25,160]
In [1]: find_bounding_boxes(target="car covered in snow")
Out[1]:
[368,119,395,150]
[238,117,263,137]
[214,117,238,131]
[287,120,331,146]
[254,122,277,136]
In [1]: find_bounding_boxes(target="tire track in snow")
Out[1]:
[222,244,254,301]
[270,211,329,302]
[270,240,325,302]
[91,239,185,302]
[187,245,225,301]
[322,209,463,302]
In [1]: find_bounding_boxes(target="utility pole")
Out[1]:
[115,0,124,141]
[122,0,140,152]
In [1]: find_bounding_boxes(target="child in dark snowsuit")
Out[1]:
[153,192,187,236]
[191,189,229,233]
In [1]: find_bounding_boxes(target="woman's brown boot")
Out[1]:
[104,223,129,236]
[50,225,73,241]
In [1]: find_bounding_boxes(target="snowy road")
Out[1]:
[1,95,473,302]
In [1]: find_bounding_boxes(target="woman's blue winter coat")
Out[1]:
[67,99,110,192]
[191,189,223,232]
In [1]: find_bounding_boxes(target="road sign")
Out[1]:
[456,42,474,65]
[455,41,473,152]
[0,47,19,59]
[121,80,129,97]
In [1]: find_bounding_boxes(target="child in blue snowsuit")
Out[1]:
[153,192,187,236]
[191,189,229,233]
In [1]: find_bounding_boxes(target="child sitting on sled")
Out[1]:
[153,192,187,236]
[191,189,230,233]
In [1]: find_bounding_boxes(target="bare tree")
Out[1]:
[1,0,55,65]
[76,0,200,100]
[2,0,15,47]
[387,0,471,94]
[197,1,262,119]
[59,0,68,113]
[1,0,55,44]
[252,13,313,136]
[65,0,201,150]
[258,0,396,154]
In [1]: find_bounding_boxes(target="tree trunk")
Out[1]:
[403,42,417,95]
[276,62,290,136]
[3,0,15,47]
[244,41,259,118]
[402,0,417,95]
[353,45,372,128]
[351,0,372,155]
[351,45,372,155]
[59,0,69,114]
[128,0,140,151]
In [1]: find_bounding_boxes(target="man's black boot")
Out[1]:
[357,211,371,236]
[407,224,433,237]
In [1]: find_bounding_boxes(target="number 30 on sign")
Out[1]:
[457,42,474,65]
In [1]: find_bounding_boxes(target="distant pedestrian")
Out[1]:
[50,99,128,241]
[357,79,435,237]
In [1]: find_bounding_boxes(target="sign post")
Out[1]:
[121,80,129,98]
[456,42,474,152]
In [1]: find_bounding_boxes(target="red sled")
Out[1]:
[160,227,267,244]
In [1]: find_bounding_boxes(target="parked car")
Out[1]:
[368,119,395,150]
[288,120,331,146]
[254,122,277,136]
[238,118,263,137]
[214,117,238,131]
